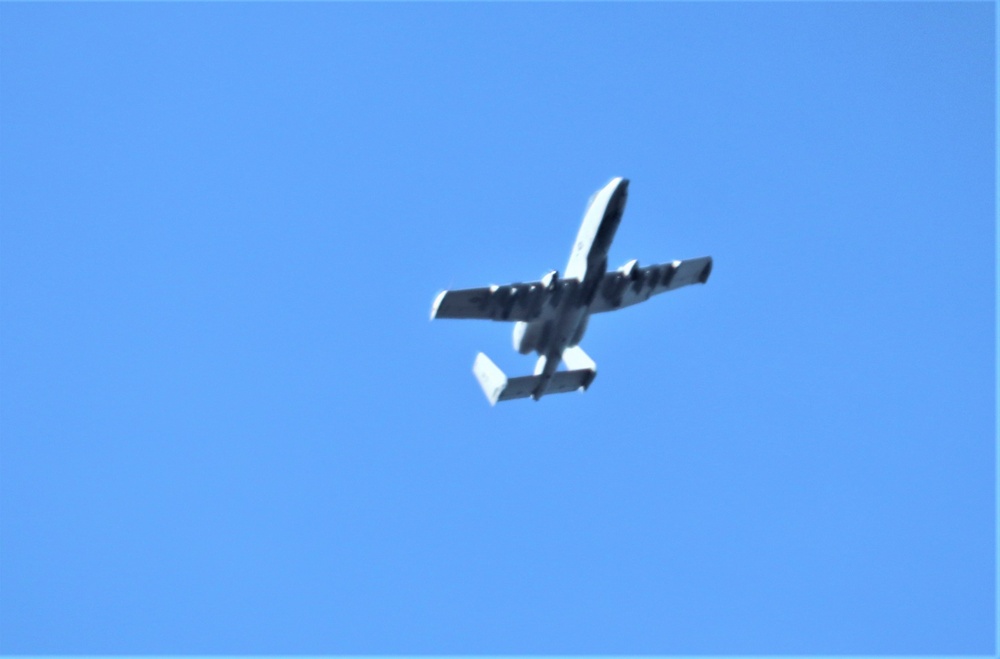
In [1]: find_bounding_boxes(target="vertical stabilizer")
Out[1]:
[473,353,508,406]
[562,346,598,390]
[561,345,597,375]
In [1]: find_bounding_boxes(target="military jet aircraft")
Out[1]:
[431,177,712,405]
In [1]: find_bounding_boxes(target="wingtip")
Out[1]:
[698,258,713,284]
[430,290,447,320]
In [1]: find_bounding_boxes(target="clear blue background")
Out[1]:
[0,3,994,654]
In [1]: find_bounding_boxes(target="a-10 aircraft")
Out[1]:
[431,177,712,405]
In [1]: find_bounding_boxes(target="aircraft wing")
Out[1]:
[431,279,575,322]
[589,256,713,314]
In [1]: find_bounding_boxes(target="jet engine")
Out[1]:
[568,315,589,346]
[513,320,551,354]
[513,321,534,354]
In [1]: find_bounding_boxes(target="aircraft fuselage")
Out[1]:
[513,177,629,396]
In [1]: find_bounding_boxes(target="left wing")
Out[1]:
[431,280,576,322]
[589,256,712,314]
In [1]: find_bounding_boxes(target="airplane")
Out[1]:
[430,177,712,405]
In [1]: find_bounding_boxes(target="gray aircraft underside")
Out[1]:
[431,177,712,405]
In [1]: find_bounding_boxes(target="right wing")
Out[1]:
[589,256,712,314]
[431,279,576,322]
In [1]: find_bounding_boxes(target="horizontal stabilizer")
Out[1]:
[473,353,596,405]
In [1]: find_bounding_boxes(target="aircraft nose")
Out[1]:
[608,178,629,204]
[608,177,629,211]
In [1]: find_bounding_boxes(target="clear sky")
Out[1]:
[0,2,995,655]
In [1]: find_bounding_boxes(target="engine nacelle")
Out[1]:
[541,269,559,289]
[568,315,589,347]
[618,259,640,280]
[513,321,534,354]
[513,320,551,354]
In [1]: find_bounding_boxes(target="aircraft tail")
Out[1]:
[472,352,596,405]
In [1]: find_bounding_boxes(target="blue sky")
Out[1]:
[0,2,995,654]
